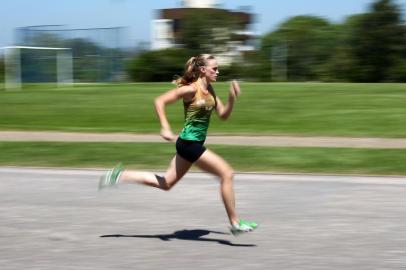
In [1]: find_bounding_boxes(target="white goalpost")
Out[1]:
[1,46,73,90]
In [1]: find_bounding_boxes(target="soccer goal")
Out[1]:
[1,46,73,90]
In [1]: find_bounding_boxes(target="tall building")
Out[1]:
[151,0,256,65]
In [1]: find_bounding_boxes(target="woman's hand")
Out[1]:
[160,128,177,142]
[229,80,241,100]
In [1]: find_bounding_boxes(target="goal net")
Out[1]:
[1,46,73,90]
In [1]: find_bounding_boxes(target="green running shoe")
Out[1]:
[98,163,124,190]
[230,219,258,236]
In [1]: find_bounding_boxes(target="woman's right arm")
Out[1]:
[154,85,195,141]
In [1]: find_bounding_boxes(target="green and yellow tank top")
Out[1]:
[179,81,216,142]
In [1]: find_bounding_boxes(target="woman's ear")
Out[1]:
[199,66,206,74]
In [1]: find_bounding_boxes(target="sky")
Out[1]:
[1,0,405,48]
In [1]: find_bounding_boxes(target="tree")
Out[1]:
[387,23,406,82]
[325,14,368,82]
[266,16,338,81]
[66,38,125,82]
[178,9,238,55]
[346,0,404,82]
[29,32,65,48]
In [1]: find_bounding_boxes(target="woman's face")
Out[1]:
[202,59,219,82]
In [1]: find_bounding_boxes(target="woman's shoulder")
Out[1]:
[178,82,197,94]
[177,82,197,101]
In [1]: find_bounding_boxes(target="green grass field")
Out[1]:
[1,142,406,176]
[1,82,406,137]
[1,82,406,175]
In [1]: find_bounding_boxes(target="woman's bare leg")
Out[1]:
[194,149,238,225]
[119,154,192,191]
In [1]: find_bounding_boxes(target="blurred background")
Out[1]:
[1,0,405,88]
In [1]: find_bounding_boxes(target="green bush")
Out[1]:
[126,48,272,83]
[0,57,4,83]
[217,63,243,81]
[218,52,272,82]
[126,48,191,82]
[387,58,406,82]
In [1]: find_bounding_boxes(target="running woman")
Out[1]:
[99,54,258,235]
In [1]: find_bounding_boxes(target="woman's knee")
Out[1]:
[221,168,234,183]
[156,175,171,191]
[161,183,172,191]
[156,175,179,191]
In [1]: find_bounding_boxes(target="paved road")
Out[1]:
[2,131,406,148]
[1,167,406,270]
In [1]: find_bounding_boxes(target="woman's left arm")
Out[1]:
[215,80,241,120]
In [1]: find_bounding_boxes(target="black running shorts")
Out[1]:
[176,137,206,163]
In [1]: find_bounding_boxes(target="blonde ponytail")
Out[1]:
[173,54,215,86]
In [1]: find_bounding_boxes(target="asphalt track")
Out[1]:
[1,167,406,270]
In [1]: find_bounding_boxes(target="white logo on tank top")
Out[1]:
[196,99,206,106]
[197,99,213,111]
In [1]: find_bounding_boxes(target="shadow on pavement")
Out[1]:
[101,229,256,247]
